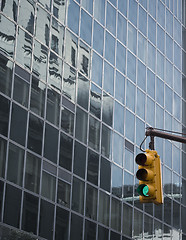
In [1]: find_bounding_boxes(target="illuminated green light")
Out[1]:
[142,185,149,196]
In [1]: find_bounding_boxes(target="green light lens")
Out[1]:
[142,185,149,196]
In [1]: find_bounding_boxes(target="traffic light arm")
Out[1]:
[146,127,186,150]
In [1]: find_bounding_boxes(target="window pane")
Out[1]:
[75,107,88,144]
[77,73,89,110]
[111,197,121,231]
[128,23,137,54]
[33,40,48,81]
[62,63,76,102]
[61,107,74,136]
[134,209,143,239]
[114,101,124,135]
[93,21,104,55]
[101,124,112,159]
[35,5,50,46]
[127,51,136,83]
[67,0,79,35]
[51,17,64,57]
[4,184,21,228]
[115,71,125,105]
[55,207,69,240]
[22,192,38,235]
[78,41,91,77]
[85,184,98,221]
[123,171,133,204]
[80,9,92,46]
[113,132,123,166]
[30,76,46,117]
[91,52,103,87]
[98,191,110,226]
[105,32,115,66]
[0,15,16,58]
[116,41,126,74]
[98,225,109,240]
[106,3,116,35]
[41,171,56,201]
[13,75,29,107]
[123,203,132,237]
[73,141,86,179]
[102,93,113,127]
[39,200,54,240]
[0,91,10,137]
[65,30,78,68]
[117,13,127,45]
[10,103,27,146]
[70,213,83,240]
[44,123,58,163]
[88,116,100,152]
[0,54,13,96]
[59,132,73,171]
[18,0,35,34]
[0,137,6,178]
[84,219,96,240]
[46,87,60,126]
[7,143,24,186]
[100,157,111,192]
[128,0,137,26]
[25,152,41,194]
[27,113,43,155]
[16,28,32,70]
[112,164,122,198]
[72,177,85,214]
[48,52,62,91]
[57,179,71,208]
[94,0,105,25]
[0,181,4,219]
[87,149,99,186]
[1,0,18,21]
[53,0,66,24]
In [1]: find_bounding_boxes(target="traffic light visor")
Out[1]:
[135,153,147,165]
[137,184,149,196]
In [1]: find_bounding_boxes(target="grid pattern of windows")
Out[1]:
[0,0,186,239]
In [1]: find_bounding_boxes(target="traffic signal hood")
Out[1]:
[135,149,163,205]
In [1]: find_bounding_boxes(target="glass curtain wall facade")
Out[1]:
[0,0,185,239]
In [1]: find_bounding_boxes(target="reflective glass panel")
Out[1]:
[84,220,96,240]
[138,6,147,36]
[65,30,78,68]
[51,17,64,57]
[78,41,91,77]
[98,225,109,240]
[88,116,100,152]
[127,51,136,83]
[94,0,105,25]
[136,88,145,120]
[128,0,137,26]
[73,141,86,179]
[123,203,132,237]
[113,132,123,166]
[91,51,103,87]
[93,21,104,55]
[106,2,116,35]
[35,5,50,46]
[111,197,121,231]
[126,79,135,112]
[0,137,6,178]
[138,32,147,64]
[101,124,112,159]
[61,107,74,136]
[70,213,83,240]
[123,171,133,203]
[90,83,101,119]
[148,15,156,45]
[115,71,125,104]
[82,0,93,14]
[57,179,71,208]
[25,152,41,194]
[100,157,111,192]
[125,110,135,142]
[75,107,88,144]
[1,0,18,21]
[77,73,89,110]
[102,93,113,127]
[117,13,127,45]
[116,41,126,74]
[125,148,134,173]
[80,9,92,46]
[55,207,69,240]
[7,143,24,186]
[114,101,124,135]
[99,190,110,226]
[112,164,122,198]
[133,209,143,239]
[13,75,29,107]
[53,0,66,24]
[0,15,16,58]
[128,23,137,55]
[18,0,35,34]
[33,40,48,81]
[63,63,76,102]
[67,0,79,35]
[137,60,146,92]
[105,31,115,66]
[16,28,32,70]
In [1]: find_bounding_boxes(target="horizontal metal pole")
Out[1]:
[146,128,186,144]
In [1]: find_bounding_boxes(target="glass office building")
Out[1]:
[0,0,186,239]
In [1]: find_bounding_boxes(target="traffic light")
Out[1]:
[135,149,163,205]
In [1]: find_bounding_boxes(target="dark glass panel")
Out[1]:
[73,141,86,179]
[57,179,71,208]
[10,103,27,146]
[0,137,6,178]
[30,76,46,118]
[71,177,85,214]
[13,75,29,107]
[59,132,73,171]
[41,171,56,201]
[98,191,110,226]
[100,157,111,192]
[0,181,4,219]
[7,143,24,186]
[55,207,69,240]
[110,231,120,240]
[25,152,41,194]
[87,149,99,186]
[22,192,38,235]
[70,213,83,240]
[111,197,121,232]
[39,200,54,240]
[46,87,60,127]
[123,203,132,237]
[98,225,108,240]
[84,219,96,240]
[4,184,21,228]
[0,53,13,96]
[27,113,43,155]
[75,107,88,144]
[88,116,100,152]
[61,107,74,136]
[44,123,58,163]
[85,184,98,221]
[0,95,10,137]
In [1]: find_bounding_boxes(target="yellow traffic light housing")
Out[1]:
[135,149,163,205]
